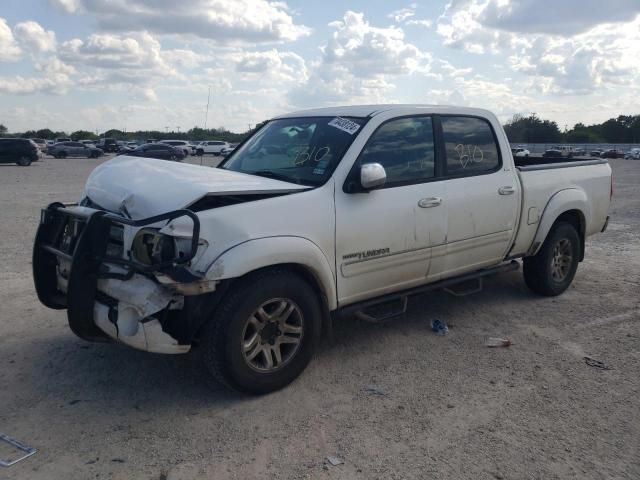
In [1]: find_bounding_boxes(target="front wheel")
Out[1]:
[200,269,321,394]
[16,156,32,166]
[523,222,580,296]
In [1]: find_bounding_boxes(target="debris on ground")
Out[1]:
[363,385,387,396]
[326,456,344,466]
[584,356,612,370]
[0,433,37,467]
[430,319,449,336]
[485,337,512,348]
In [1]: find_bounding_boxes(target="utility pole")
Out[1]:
[204,85,211,130]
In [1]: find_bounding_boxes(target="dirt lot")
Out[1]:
[0,155,638,480]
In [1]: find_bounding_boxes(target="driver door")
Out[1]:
[334,115,446,306]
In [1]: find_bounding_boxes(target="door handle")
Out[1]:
[418,197,442,208]
[498,186,515,195]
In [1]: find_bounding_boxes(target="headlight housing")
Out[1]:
[131,228,177,265]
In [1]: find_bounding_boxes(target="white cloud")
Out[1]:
[388,7,416,23]
[0,18,21,61]
[53,0,310,43]
[289,11,431,108]
[406,19,432,28]
[14,21,57,53]
[235,49,307,84]
[325,11,431,77]
[437,1,640,96]
[49,0,81,13]
[0,74,72,95]
[479,0,640,36]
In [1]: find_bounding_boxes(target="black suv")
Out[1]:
[96,138,119,153]
[0,138,39,166]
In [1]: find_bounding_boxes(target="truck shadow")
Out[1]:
[12,270,543,409]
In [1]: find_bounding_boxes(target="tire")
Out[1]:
[16,156,32,166]
[169,154,177,161]
[56,151,67,159]
[523,222,580,296]
[196,149,204,156]
[200,269,321,394]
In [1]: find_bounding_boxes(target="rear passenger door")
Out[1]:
[431,115,520,278]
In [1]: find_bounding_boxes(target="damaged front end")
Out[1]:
[33,203,215,353]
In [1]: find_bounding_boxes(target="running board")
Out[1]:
[338,261,520,320]
[355,296,408,324]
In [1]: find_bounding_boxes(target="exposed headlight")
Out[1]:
[131,228,176,265]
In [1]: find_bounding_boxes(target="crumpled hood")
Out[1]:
[83,156,308,219]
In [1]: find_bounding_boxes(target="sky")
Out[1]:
[1,0,639,133]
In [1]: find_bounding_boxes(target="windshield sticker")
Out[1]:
[328,117,361,135]
[312,167,325,175]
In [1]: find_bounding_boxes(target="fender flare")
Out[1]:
[204,236,338,310]
[530,188,589,257]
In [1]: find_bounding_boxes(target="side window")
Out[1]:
[441,116,500,176]
[359,116,435,186]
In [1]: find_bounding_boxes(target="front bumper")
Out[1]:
[33,203,202,352]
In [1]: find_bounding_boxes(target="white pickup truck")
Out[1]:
[33,105,612,394]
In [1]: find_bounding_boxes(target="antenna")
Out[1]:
[204,85,211,130]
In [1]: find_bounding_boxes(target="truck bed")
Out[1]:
[509,158,611,258]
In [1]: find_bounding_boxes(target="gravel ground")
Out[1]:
[0,155,638,480]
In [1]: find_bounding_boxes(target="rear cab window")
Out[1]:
[440,116,501,177]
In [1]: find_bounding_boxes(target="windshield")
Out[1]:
[221,116,366,186]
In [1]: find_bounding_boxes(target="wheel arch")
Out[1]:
[204,236,337,311]
[530,188,589,261]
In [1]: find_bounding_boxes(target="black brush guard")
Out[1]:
[33,203,200,342]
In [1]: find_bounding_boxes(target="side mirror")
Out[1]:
[360,163,387,190]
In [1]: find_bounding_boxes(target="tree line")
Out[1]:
[2,115,640,144]
[504,114,640,144]
[0,124,256,144]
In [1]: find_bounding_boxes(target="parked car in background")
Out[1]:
[556,146,576,157]
[590,149,603,157]
[96,138,119,153]
[511,147,530,158]
[80,140,96,147]
[542,149,562,158]
[601,149,624,159]
[46,140,55,147]
[55,138,71,144]
[159,140,193,157]
[196,140,229,156]
[0,138,40,166]
[125,143,185,161]
[572,147,587,156]
[624,148,640,159]
[220,143,238,157]
[30,138,48,153]
[48,141,103,159]
[116,143,135,153]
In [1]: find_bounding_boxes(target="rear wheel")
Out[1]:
[16,156,32,166]
[523,222,580,296]
[200,269,321,394]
